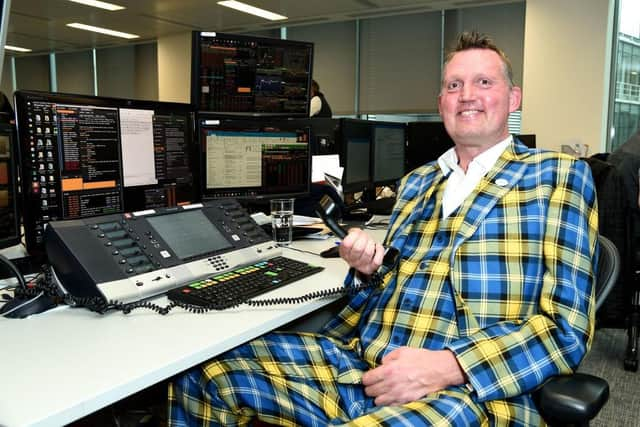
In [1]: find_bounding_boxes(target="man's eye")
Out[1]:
[447,81,461,91]
[478,78,492,86]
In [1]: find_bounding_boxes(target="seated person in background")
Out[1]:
[168,31,599,426]
[309,79,333,117]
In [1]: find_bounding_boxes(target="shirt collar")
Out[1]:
[438,135,513,176]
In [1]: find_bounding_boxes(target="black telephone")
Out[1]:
[315,195,400,270]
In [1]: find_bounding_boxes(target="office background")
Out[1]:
[2,0,633,155]
[2,1,640,425]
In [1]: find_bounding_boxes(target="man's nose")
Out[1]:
[459,83,475,101]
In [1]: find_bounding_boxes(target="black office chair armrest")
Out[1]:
[534,373,609,426]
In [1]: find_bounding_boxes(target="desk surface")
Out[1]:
[0,233,386,427]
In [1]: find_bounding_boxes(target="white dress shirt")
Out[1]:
[437,136,512,218]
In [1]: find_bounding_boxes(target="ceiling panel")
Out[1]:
[5,0,524,55]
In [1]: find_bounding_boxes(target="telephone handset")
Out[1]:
[315,195,400,270]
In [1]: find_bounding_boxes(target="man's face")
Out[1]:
[438,49,521,148]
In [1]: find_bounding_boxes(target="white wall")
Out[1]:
[157,32,191,103]
[521,0,615,153]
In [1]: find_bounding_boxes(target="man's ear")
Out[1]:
[509,86,522,113]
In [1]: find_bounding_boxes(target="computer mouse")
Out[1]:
[0,292,57,319]
[320,245,341,258]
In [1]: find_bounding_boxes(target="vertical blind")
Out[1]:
[56,50,93,95]
[359,12,443,114]
[288,21,357,115]
[15,55,50,91]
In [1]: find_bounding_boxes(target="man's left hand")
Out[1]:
[361,347,466,406]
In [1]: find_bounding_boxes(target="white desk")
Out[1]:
[0,234,383,427]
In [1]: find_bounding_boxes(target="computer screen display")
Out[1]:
[339,119,372,193]
[14,90,197,255]
[406,121,454,172]
[146,209,232,260]
[192,31,313,117]
[198,116,311,200]
[371,122,406,186]
[0,122,19,249]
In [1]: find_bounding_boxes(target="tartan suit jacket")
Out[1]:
[324,139,599,408]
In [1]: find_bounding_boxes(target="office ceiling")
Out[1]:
[6,0,523,55]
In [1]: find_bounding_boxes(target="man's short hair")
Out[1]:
[442,31,515,88]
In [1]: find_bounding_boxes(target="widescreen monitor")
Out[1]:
[371,121,406,186]
[197,115,311,200]
[192,31,313,117]
[406,121,454,172]
[14,90,198,255]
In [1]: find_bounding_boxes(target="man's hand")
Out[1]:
[361,347,466,406]
[339,228,384,276]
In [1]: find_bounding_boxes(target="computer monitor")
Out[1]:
[303,117,340,155]
[0,121,19,249]
[515,134,536,148]
[339,119,373,194]
[371,121,406,186]
[14,90,198,255]
[406,121,454,172]
[192,31,314,117]
[197,115,311,200]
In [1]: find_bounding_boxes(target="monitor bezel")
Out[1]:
[191,31,314,118]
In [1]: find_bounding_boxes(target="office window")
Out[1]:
[443,3,525,87]
[359,12,442,115]
[609,0,640,151]
[15,54,50,91]
[96,43,158,100]
[288,21,357,116]
[56,50,94,95]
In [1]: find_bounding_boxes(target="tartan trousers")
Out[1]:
[168,331,493,426]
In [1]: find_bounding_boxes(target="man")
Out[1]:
[309,79,332,118]
[169,32,599,426]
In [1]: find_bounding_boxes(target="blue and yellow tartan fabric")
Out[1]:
[168,140,599,426]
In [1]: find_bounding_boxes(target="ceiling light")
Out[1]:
[5,45,32,52]
[67,0,125,11]
[217,1,287,21]
[67,23,139,39]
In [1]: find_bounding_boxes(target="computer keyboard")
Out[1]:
[167,256,324,309]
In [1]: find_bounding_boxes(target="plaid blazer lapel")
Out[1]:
[451,142,531,247]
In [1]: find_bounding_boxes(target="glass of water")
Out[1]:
[270,198,295,246]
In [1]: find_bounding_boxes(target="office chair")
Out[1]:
[534,234,618,426]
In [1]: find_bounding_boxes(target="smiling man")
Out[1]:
[169,32,599,426]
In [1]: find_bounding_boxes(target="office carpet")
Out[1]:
[578,328,640,426]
